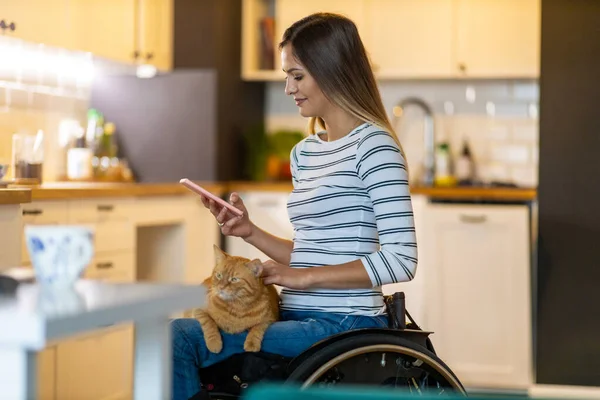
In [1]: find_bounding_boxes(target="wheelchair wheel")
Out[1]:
[286,334,466,396]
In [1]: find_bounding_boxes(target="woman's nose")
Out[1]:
[285,80,297,96]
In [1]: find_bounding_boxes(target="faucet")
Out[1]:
[392,97,435,186]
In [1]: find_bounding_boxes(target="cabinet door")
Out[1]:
[0,204,22,269]
[56,326,134,400]
[365,0,454,78]
[69,0,137,65]
[139,0,173,71]
[0,0,71,48]
[423,204,532,389]
[455,0,540,78]
[37,346,56,400]
[274,0,367,71]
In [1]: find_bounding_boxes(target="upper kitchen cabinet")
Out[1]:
[365,0,454,78]
[138,0,173,71]
[69,0,138,65]
[70,0,172,71]
[241,0,540,80]
[242,0,367,80]
[0,0,73,48]
[454,0,541,78]
[273,0,367,72]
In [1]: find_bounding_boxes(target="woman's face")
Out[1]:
[281,44,329,118]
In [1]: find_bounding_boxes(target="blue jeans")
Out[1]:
[171,310,388,400]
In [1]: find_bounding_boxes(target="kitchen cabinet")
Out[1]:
[242,0,540,80]
[69,0,138,65]
[365,0,454,78]
[0,204,22,269]
[37,347,56,400]
[56,327,134,400]
[138,0,173,71]
[15,193,218,399]
[69,0,172,71]
[1,0,173,72]
[0,0,72,49]
[454,0,540,78]
[421,202,532,390]
[273,0,367,73]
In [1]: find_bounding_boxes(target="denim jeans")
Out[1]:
[170,310,388,400]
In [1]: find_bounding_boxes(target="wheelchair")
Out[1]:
[195,292,466,399]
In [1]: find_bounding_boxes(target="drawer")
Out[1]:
[84,251,135,283]
[22,201,69,224]
[93,220,135,253]
[68,198,134,223]
[21,201,69,264]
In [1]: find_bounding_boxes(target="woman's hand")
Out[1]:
[201,192,254,239]
[261,260,312,290]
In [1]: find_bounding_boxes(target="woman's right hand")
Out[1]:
[201,192,254,239]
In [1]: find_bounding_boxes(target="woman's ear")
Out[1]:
[247,259,263,277]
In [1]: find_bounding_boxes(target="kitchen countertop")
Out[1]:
[6,181,537,201]
[410,185,537,201]
[229,181,537,201]
[0,188,32,205]
[12,182,228,200]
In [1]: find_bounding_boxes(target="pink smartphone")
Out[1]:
[180,178,244,217]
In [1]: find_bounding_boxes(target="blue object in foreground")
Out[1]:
[244,384,471,400]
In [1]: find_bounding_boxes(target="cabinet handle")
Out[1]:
[96,262,114,269]
[97,205,114,212]
[459,214,487,224]
[23,209,43,216]
[8,21,15,32]
[132,50,140,60]
[0,20,6,30]
[458,63,467,73]
[145,52,154,61]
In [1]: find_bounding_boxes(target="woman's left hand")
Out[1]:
[261,260,312,290]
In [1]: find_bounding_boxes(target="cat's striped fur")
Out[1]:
[194,245,280,353]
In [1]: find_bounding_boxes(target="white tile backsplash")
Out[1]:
[265,79,539,187]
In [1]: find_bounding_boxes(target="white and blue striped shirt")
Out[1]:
[282,122,418,316]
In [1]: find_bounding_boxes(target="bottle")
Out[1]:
[455,138,475,185]
[434,142,455,187]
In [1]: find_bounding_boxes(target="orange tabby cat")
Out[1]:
[194,245,280,353]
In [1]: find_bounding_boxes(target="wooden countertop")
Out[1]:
[410,186,537,201]
[0,188,32,205]
[13,182,227,201]
[5,181,537,202]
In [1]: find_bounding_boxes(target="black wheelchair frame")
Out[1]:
[194,292,466,399]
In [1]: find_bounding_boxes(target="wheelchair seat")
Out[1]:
[194,292,466,399]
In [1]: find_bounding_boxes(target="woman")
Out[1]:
[171,12,417,400]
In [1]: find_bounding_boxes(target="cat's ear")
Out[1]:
[247,259,263,277]
[213,244,228,264]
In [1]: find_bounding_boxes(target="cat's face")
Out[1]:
[210,245,263,302]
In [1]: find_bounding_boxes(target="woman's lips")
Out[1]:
[295,98,307,106]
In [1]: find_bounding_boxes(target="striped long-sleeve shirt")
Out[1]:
[281,122,418,316]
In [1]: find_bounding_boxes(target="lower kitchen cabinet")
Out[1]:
[55,326,134,400]
[19,194,218,400]
[421,202,532,390]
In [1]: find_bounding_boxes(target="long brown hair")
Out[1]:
[279,12,406,158]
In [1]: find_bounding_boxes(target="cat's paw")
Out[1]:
[206,337,223,354]
[244,336,262,352]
